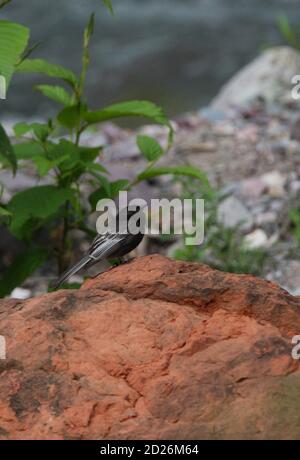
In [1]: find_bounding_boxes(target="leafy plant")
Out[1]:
[173,178,267,276]
[0,0,30,92]
[0,3,209,296]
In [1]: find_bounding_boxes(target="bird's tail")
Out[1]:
[51,254,92,289]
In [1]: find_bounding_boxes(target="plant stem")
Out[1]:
[58,200,70,274]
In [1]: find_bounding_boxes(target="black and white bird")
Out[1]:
[52,207,145,289]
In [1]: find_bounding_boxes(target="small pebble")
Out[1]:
[10,287,31,300]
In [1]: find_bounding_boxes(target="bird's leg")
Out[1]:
[109,255,132,267]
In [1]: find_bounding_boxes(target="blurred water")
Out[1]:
[1,0,300,119]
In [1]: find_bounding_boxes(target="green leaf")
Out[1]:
[85,162,108,175]
[137,165,210,187]
[35,84,73,106]
[94,174,111,195]
[13,141,45,160]
[48,139,101,172]
[13,122,51,141]
[83,13,95,49]
[52,142,81,171]
[0,205,11,216]
[110,179,130,195]
[84,100,170,126]
[57,104,86,129]
[137,135,164,162]
[0,20,30,89]
[13,122,32,138]
[88,176,111,209]
[102,0,114,14]
[278,15,300,49]
[79,13,95,94]
[32,154,69,177]
[78,146,102,163]
[7,185,73,237]
[0,123,17,173]
[89,179,129,210]
[17,58,78,88]
[0,246,47,297]
[31,123,51,142]
[89,187,108,210]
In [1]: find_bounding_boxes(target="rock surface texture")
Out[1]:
[0,254,300,440]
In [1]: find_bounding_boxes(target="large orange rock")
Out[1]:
[0,254,299,440]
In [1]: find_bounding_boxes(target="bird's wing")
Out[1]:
[51,254,92,289]
[89,232,125,260]
[51,233,125,289]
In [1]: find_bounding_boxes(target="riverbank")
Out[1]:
[2,0,298,118]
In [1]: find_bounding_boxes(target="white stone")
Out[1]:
[217,196,253,230]
[260,171,286,197]
[280,260,300,295]
[10,287,31,300]
[244,229,268,249]
[255,211,277,226]
[211,46,300,110]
